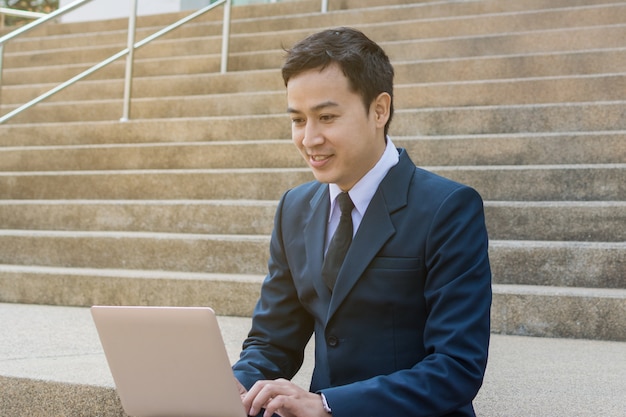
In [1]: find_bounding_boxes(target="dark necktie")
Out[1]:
[322,192,354,290]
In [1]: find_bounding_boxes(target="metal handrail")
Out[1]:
[0,0,94,46]
[0,0,232,124]
[0,0,95,109]
[0,0,328,125]
[0,7,46,19]
[0,7,46,29]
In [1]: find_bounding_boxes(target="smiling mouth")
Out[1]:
[310,155,330,162]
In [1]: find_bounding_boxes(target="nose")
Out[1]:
[301,120,324,148]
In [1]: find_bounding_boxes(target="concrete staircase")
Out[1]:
[0,0,625,414]
[1,0,625,337]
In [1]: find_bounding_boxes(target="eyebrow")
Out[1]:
[287,100,339,114]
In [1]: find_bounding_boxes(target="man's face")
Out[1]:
[287,63,388,191]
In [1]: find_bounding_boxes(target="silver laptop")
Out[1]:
[91,305,247,417]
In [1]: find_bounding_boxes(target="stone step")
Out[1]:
[490,285,626,341]
[400,132,626,166]
[9,0,624,54]
[0,230,270,275]
[6,0,322,52]
[337,0,626,11]
[484,201,626,242]
[2,69,284,104]
[4,22,625,91]
[6,41,626,93]
[0,164,623,201]
[395,47,626,82]
[391,101,626,136]
[1,132,624,171]
[2,99,626,138]
[0,231,623,287]
[233,2,626,37]
[5,46,626,106]
[11,0,323,37]
[4,73,626,123]
[5,4,626,68]
[0,199,278,235]
[0,199,624,242]
[0,140,304,171]
[382,23,626,60]
[0,168,312,200]
[10,0,413,41]
[0,264,624,340]
[489,240,625,288]
[5,6,488,55]
[0,266,264,316]
[17,0,626,37]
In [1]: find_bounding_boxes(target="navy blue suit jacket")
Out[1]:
[233,148,492,417]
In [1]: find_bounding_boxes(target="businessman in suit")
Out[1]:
[233,27,492,417]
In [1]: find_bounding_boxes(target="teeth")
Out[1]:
[311,155,327,161]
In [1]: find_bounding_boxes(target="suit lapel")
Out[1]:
[304,184,332,301]
[326,149,414,323]
[327,191,395,321]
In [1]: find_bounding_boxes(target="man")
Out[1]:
[233,27,492,417]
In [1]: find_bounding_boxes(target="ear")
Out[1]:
[372,92,391,129]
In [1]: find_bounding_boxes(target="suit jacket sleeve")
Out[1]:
[232,190,315,390]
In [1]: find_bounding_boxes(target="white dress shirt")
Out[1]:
[325,137,400,251]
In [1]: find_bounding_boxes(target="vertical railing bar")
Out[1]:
[0,49,129,124]
[121,0,139,122]
[220,0,232,74]
[321,0,329,13]
[133,0,225,50]
[0,43,4,107]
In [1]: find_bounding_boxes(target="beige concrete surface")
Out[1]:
[1,303,626,416]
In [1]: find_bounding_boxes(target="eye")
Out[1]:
[291,117,305,126]
[320,114,337,122]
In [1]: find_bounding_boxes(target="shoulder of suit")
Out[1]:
[281,180,326,206]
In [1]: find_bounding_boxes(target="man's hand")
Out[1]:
[241,378,329,417]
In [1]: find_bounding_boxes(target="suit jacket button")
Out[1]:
[327,335,339,347]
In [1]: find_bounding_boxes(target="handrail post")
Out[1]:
[121,0,138,122]
[0,43,4,107]
[321,0,329,13]
[220,0,232,74]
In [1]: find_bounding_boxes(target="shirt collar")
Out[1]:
[328,136,399,216]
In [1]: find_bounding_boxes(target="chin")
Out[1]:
[311,172,334,185]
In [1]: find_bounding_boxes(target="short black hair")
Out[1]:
[282,27,394,135]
